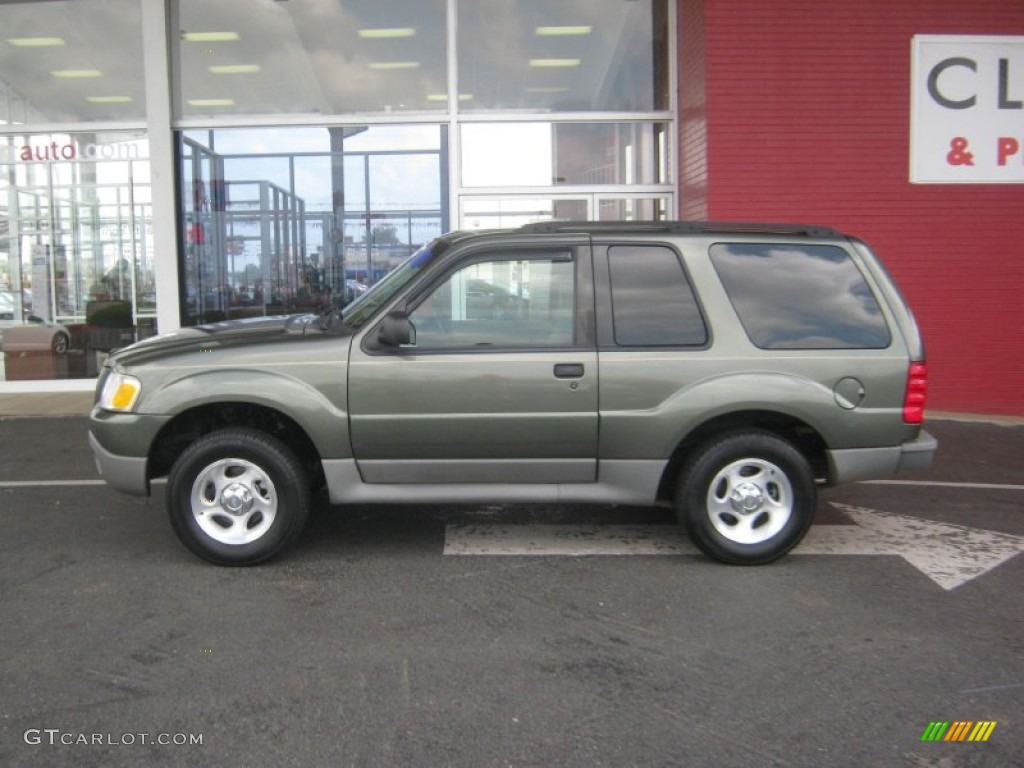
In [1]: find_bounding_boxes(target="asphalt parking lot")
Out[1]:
[0,414,1021,767]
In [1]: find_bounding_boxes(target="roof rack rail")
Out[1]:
[516,220,842,238]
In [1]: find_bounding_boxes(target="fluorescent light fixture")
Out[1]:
[8,37,66,47]
[359,28,416,39]
[528,58,580,68]
[87,96,133,103]
[525,86,570,93]
[427,93,473,101]
[181,31,240,42]
[209,64,261,74]
[369,61,420,70]
[188,98,235,107]
[52,69,102,78]
[535,26,592,36]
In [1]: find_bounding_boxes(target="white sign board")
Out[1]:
[911,35,1024,183]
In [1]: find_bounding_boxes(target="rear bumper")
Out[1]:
[88,431,150,496]
[826,429,937,484]
[897,429,938,472]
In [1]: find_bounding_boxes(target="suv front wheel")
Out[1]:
[677,431,816,565]
[167,428,310,565]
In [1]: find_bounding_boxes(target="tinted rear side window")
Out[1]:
[608,245,708,346]
[709,243,890,349]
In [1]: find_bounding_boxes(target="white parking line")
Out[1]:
[861,480,1024,491]
[444,504,1024,590]
[0,479,166,488]
[0,480,106,487]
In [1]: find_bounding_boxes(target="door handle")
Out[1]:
[553,363,585,379]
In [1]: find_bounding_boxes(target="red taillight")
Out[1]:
[903,362,928,424]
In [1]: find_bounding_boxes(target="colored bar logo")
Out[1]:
[921,721,997,742]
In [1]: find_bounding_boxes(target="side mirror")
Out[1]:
[27,314,44,324]
[378,311,414,347]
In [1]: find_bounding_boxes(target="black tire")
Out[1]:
[51,332,69,355]
[167,428,310,565]
[676,431,816,565]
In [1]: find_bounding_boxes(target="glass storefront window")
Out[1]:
[459,194,669,229]
[461,122,668,187]
[0,0,144,124]
[1,131,151,382]
[180,126,445,325]
[458,0,668,112]
[174,0,447,118]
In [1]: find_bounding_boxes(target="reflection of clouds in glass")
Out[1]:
[457,0,654,111]
[204,126,442,214]
[710,245,891,349]
[368,155,441,209]
[0,0,144,122]
[214,127,331,155]
[294,0,446,112]
[177,0,445,116]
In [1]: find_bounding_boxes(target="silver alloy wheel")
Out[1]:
[705,457,793,545]
[190,457,277,545]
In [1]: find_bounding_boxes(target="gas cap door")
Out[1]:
[833,376,866,410]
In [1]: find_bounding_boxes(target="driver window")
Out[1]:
[410,254,574,348]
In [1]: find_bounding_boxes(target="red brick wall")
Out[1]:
[677,0,708,219]
[679,0,1024,415]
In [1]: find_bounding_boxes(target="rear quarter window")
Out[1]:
[709,243,891,349]
[608,245,708,347]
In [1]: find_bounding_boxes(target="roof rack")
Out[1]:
[516,221,842,238]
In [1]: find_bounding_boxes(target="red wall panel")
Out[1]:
[687,0,1024,415]
[677,0,708,220]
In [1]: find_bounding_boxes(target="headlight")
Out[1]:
[98,371,142,412]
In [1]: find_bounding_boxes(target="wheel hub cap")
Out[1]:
[729,481,765,514]
[220,482,254,516]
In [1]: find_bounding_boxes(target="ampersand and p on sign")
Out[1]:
[946,137,974,166]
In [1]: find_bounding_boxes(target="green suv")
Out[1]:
[89,222,936,566]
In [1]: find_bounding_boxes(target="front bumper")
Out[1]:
[826,429,938,485]
[88,431,150,496]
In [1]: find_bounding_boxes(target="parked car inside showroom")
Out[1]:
[0,290,71,355]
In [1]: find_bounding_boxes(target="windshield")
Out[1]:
[342,240,445,329]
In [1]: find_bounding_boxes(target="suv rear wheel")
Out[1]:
[167,428,310,565]
[677,431,815,564]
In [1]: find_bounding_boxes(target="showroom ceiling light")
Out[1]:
[8,37,66,47]
[181,31,240,42]
[188,98,235,107]
[369,61,420,70]
[209,64,261,74]
[528,59,580,68]
[427,93,473,101]
[87,96,133,103]
[535,26,592,36]
[52,69,102,78]
[359,28,416,39]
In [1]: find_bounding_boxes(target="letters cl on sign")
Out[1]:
[911,35,1024,183]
